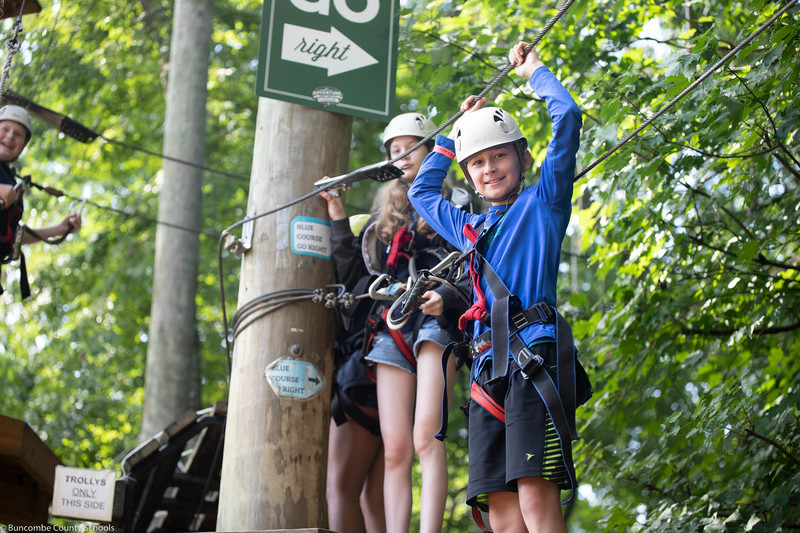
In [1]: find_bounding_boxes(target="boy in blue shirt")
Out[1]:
[408,42,586,532]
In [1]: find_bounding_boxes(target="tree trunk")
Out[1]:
[217,99,351,530]
[142,0,213,438]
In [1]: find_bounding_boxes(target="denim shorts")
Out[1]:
[364,317,457,375]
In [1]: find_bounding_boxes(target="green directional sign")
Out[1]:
[256,0,399,121]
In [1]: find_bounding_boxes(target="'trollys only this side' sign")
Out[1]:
[256,0,399,121]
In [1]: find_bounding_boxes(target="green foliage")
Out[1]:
[1,0,798,531]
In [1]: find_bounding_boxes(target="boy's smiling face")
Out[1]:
[465,142,531,205]
[0,120,28,163]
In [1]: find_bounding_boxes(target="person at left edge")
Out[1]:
[0,105,82,296]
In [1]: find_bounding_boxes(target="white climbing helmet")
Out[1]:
[382,113,436,150]
[452,107,526,164]
[451,107,528,191]
[0,105,32,142]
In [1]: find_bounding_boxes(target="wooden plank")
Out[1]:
[212,401,228,417]
[162,416,224,530]
[121,437,162,471]
[164,408,203,439]
[0,470,51,525]
[0,414,62,491]
[0,414,62,526]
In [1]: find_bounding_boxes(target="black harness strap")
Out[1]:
[489,286,511,382]
[331,382,381,436]
[508,334,577,501]
[556,313,578,440]
[434,341,461,441]
[18,251,30,299]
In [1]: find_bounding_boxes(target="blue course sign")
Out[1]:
[256,0,399,121]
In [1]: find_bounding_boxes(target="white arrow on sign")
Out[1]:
[281,23,378,76]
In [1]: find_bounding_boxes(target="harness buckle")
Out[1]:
[511,311,527,330]
[516,346,544,379]
[531,302,555,323]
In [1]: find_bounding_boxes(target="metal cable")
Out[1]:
[98,134,251,183]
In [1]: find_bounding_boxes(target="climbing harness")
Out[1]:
[331,276,382,435]
[0,171,78,299]
[0,178,26,296]
[331,379,380,435]
[428,211,591,514]
[360,229,458,367]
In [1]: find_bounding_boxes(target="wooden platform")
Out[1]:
[116,402,229,533]
[0,414,63,526]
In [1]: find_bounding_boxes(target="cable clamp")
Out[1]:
[223,233,250,256]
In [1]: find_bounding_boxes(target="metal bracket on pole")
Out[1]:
[223,213,254,257]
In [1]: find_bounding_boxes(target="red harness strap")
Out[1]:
[458,223,488,330]
[386,226,412,267]
[459,258,488,330]
[472,507,492,533]
[381,307,416,369]
[470,380,505,423]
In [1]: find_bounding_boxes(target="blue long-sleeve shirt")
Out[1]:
[408,66,582,372]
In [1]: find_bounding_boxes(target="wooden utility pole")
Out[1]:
[217,98,351,530]
[142,0,212,438]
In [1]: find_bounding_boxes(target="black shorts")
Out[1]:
[466,342,569,510]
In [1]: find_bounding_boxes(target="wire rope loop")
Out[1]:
[0,1,26,96]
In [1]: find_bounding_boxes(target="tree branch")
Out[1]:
[726,64,800,175]
[678,320,800,336]
[744,424,800,469]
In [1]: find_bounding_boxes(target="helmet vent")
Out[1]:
[493,109,509,133]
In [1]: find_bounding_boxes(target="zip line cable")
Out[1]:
[53,190,221,239]
[0,90,253,182]
[574,0,799,181]
[97,133,251,182]
[311,0,579,195]
[0,4,250,183]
